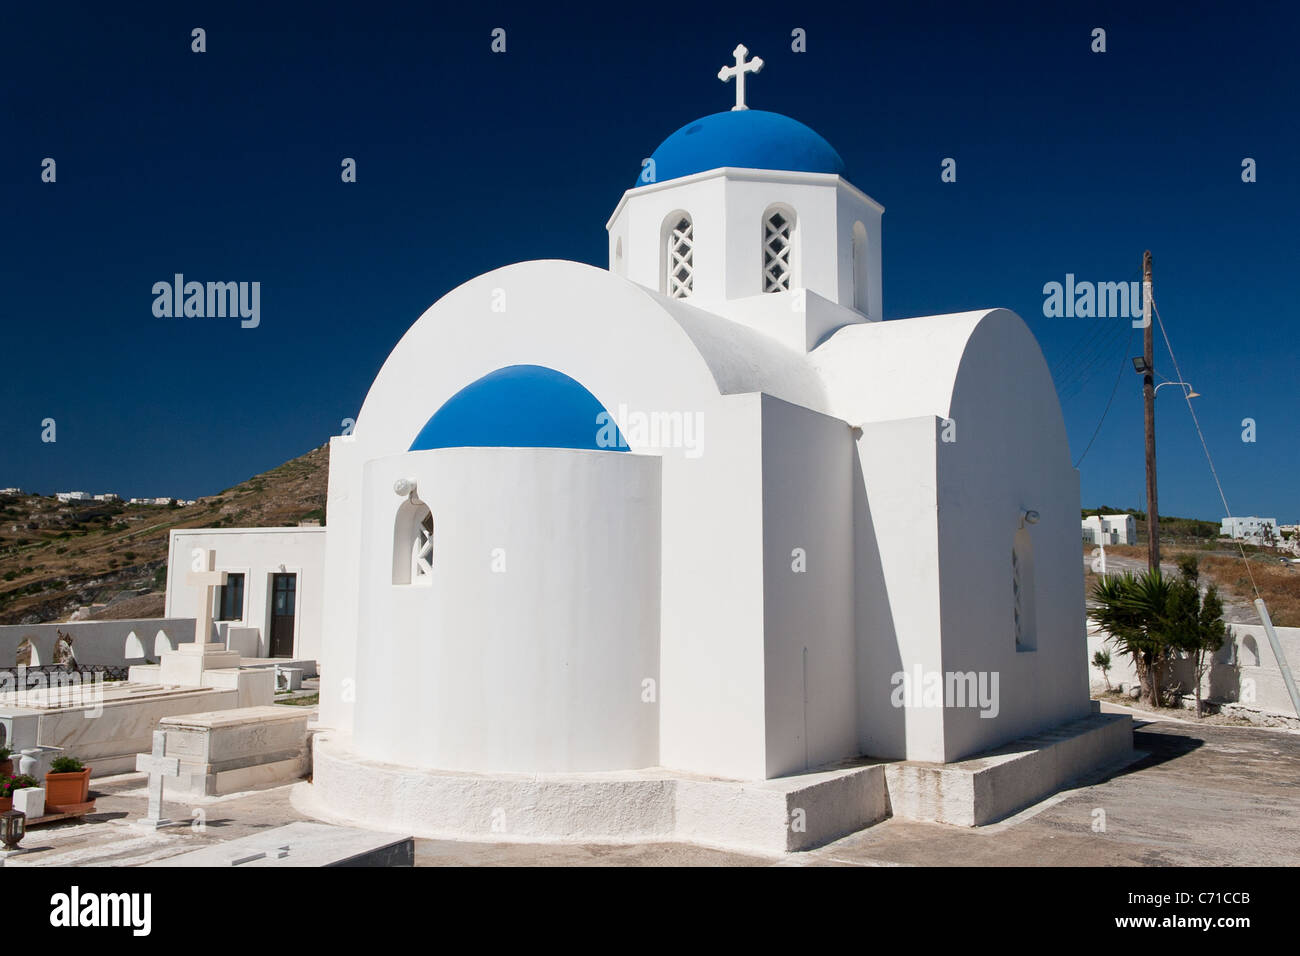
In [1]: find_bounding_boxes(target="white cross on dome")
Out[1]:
[718,43,763,111]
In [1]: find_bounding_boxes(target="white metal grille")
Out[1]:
[762,210,793,292]
[412,512,433,581]
[666,216,694,298]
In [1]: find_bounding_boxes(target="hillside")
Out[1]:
[0,443,329,625]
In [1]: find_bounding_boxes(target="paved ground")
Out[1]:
[6,702,1298,866]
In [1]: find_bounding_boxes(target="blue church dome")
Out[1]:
[409,364,626,452]
[636,110,846,187]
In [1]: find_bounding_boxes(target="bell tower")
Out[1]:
[607,45,883,352]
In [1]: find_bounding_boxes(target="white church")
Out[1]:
[296,47,1130,848]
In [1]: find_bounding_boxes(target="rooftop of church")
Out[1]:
[636,109,847,187]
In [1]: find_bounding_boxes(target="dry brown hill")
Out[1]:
[0,443,329,625]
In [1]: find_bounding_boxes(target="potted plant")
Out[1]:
[44,755,91,809]
[0,774,40,813]
[0,747,11,779]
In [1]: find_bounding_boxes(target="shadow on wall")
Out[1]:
[853,450,905,758]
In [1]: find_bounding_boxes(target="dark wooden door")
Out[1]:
[269,573,297,658]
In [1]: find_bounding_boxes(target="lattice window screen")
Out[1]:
[412,512,433,582]
[666,216,694,298]
[763,210,793,293]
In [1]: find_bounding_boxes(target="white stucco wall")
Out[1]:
[760,395,857,776]
[352,446,661,774]
[165,527,326,660]
[854,415,945,761]
[935,310,1090,760]
[814,308,1090,762]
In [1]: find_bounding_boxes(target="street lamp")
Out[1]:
[1153,380,1200,399]
[1131,356,1151,374]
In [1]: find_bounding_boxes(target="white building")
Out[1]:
[93,493,121,502]
[0,488,22,496]
[164,527,326,661]
[1082,513,1136,546]
[55,491,92,502]
[1221,516,1278,545]
[299,48,1112,824]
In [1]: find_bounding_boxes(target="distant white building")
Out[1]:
[55,491,93,502]
[1222,516,1278,545]
[0,488,22,496]
[93,493,121,502]
[1082,513,1136,546]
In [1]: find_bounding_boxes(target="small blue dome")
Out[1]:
[409,365,627,452]
[636,110,845,187]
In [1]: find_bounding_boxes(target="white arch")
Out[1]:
[1241,634,1261,667]
[155,628,177,656]
[124,630,146,660]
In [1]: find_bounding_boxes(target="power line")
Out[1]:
[1073,323,1134,468]
[1150,296,1262,602]
[1058,320,1130,404]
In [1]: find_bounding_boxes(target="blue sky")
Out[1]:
[3,0,1296,521]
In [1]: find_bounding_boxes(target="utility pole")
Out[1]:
[1142,250,1159,571]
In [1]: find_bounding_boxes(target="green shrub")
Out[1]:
[49,755,85,774]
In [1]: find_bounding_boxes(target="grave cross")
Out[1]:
[718,44,764,111]
[186,548,227,646]
[135,730,180,829]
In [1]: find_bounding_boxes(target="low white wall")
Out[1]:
[0,618,196,669]
[353,446,662,774]
[1087,621,1300,717]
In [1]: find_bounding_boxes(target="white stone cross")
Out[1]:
[718,43,764,111]
[186,547,227,646]
[135,730,180,829]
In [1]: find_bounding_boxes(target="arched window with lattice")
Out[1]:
[662,212,694,298]
[393,499,434,586]
[852,221,869,314]
[762,205,796,293]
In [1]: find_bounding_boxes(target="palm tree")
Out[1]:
[1088,570,1174,706]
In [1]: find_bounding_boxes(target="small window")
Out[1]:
[663,213,694,298]
[762,206,795,293]
[393,500,434,586]
[852,221,869,314]
[216,572,245,621]
[1013,528,1036,651]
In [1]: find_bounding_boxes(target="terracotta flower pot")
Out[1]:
[44,768,91,808]
[0,797,11,813]
[0,760,12,778]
